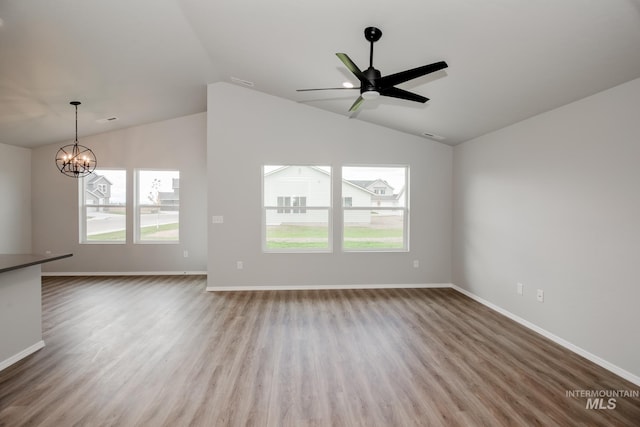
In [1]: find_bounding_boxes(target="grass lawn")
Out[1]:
[267,225,328,238]
[343,241,403,249]
[344,227,402,238]
[266,224,403,249]
[267,225,402,238]
[266,242,329,249]
[87,222,178,241]
[266,241,403,249]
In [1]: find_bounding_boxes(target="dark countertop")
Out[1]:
[0,253,73,274]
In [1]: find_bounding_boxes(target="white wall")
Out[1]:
[0,143,31,253]
[207,82,453,288]
[0,265,43,370]
[31,113,207,273]
[453,77,640,379]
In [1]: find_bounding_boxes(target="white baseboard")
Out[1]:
[42,271,207,277]
[207,283,453,292]
[0,340,45,372]
[451,284,640,387]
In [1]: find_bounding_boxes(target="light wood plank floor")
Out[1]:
[0,276,638,426]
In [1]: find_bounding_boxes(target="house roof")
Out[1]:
[348,180,375,189]
[264,165,376,196]
[264,165,330,179]
[2,1,639,149]
[86,174,113,186]
[348,179,394,191]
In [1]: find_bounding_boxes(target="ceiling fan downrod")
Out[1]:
[364,27,383,68]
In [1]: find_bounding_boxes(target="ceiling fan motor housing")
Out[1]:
[362,67,381,94]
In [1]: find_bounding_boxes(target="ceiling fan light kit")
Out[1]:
[297,26,448,113]
[361,91,380,100]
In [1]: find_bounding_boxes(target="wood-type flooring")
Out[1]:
[0,275,638,426]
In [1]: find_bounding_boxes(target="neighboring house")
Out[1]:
[264,166,391,225]
[158,178,180,211]
[346,179,405,208]
[84,173,112,206]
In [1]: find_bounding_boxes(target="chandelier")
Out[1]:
[55,101,97,178]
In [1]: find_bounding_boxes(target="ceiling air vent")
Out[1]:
[422,132,445,141]
[230,76,254,87]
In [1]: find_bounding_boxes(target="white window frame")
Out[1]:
[262,165,332,253]
[134,169,180,244]
[79,168,127,244]
[342,165,409,252]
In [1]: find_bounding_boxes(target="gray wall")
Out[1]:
[31,113,207,273]
[207,82,453,288]
[0,143,31,253]
[0,266,43,369]
[452,77,640,378]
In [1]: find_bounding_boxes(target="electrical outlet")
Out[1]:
[537,289,544,303]
[517,283,524,295]
[212,215,224,224]
[413,260,420,268]
[236,261,243,270]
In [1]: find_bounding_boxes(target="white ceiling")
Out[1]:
[2,0,640,148]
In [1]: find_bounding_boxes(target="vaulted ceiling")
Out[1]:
[2,0,640,148]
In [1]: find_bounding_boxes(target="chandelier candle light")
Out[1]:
[55,101,97,178]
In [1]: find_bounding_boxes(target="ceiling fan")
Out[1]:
[297,27,448,112]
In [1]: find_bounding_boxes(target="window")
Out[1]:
[263,165,331,252]
[342,166,408,251]
[277,196,307,214]
[277,196,291,214]
[80,169,126,243]
[135,170,180,243]
[292,196,306,214]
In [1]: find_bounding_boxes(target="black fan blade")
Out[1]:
[296,87,359,92]
[378,61,448,88]
[336,53,367,83]
[349,96,364,112]
[380,87,428,103]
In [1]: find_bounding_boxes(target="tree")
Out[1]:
[148,178,161,228]
[148,178,161,205]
